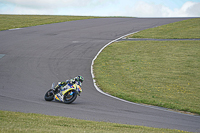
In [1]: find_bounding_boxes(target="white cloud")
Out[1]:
[0,0,114,9]
[0,0,200,17]
[178,1,200,17]
[155,1,200,17]
[134,1,163,17]
[0,0,116,15]
[113,1,200,17]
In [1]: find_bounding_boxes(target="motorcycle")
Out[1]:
[44,82,82,104]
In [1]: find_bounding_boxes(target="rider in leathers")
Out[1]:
[54,75,84,92]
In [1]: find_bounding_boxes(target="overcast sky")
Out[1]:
[0,0,200,17]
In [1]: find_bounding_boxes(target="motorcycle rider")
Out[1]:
[54,75,84,92]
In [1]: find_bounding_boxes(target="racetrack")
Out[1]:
[0,17,199,132]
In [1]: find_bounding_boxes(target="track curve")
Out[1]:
[0,18,199,132]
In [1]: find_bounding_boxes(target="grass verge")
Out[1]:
[128,18,200,39]
[0,110,190,133]
[0,14,100,31]
[93,40,200,114]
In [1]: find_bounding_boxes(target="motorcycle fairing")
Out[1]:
[54,84,76,102]
[55,93,63,102]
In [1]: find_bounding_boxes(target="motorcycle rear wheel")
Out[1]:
[63,90,77,104]
[44,89,54,101]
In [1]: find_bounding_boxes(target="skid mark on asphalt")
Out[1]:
[0,54,5,59]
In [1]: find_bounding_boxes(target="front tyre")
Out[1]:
[44,89,54,101]
[63,90,77,104]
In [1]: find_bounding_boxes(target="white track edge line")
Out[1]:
[8,28,23,31]
[90,31,200,117]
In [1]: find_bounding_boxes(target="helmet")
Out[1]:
[75,75,84,83]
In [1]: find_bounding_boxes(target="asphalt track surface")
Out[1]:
[0,18,200,132]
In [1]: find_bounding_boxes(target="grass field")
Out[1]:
[128,18,200,39]
[94,18,200,114]
[93,40,200,114]
[0,110,190,133]
[0,15,99,31]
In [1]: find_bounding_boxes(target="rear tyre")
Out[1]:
[44,89,54,101]
[63,90,77,104]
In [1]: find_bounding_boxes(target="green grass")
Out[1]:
[93,18,200,114]
[93,40,200,114]
[0,14,100,31]
[129,18,200,39]
[0,110,190,133]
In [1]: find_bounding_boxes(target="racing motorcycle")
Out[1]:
[44,82,82,104]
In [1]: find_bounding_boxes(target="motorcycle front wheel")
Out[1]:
[44,89,54,101]
[63,90,77,104]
